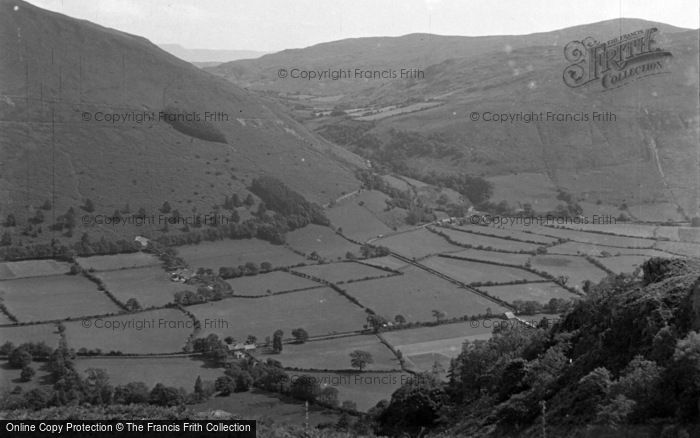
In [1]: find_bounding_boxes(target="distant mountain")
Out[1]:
[0,0,362,251]
[208,19,700,222]
[158,44,266,64]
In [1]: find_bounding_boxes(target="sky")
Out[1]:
[25,0,700,52]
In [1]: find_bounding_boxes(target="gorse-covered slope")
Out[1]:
[0,0,362,250]
[372,257,700,438]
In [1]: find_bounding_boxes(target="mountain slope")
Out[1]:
[209,19,699,222]
[0,0,362,248]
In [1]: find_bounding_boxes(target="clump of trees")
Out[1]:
[249,176,329,227]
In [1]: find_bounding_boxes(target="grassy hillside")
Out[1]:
[0,0,363,255]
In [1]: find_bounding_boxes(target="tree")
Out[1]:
[84,368,113,405]
[394,314,406,325]
[114,382,149,404]
[20,365,35,382]
[367,314,388,332]
[432,309,446,323]
[9,348,32,369]
[215,375,237,396]
[124,298,141,312]
[350,350,373,371]
[1,231,11,246]
[318,386,339,407]
[4,213,16,227]
[292,328,309,344]
[341,400,357,411]
[245,335,257,345]
[194,376,204,398]
[378,372,447,436]
[149,383,184,406]
[244,194,255,207]
[272,330,284,353]
[224,336,235,345]
[160,201,172,214]
[290,375,320,401]
[260,262,272,272]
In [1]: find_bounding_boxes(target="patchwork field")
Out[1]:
[292,262,393,284]
[286,225,362,260]
[285,371,410,411]
[75,356,220,388]
[64,308,193,354]
[188,287,367,340]
[343,266,508,322]
[422,256,542,284]
[374,228,463,259]
[435,228,542,252]
[96,266,182,307]
[529,255,608,288]
[0,275,121,322]
[0,259,72,280]
[453,224,559,244]
[0,323,60,346]
[358,256,409,271]
[549,222,660,239]
[178,239,306,270]
[517,225,657,248]
[595,255,649,274]
[226,271,320,296]
[271,335,399,370]
[481,282,577,304]
[76,252,160,271]
[448,249,532,266]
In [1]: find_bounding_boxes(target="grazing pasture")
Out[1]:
[285,371,410,411]
[422,256,542,284]
[343,266,508,322]
[481,282,577,304]
[76,252,160,271]
[374,228,463,259]
[654,241,700,258]
[448,249,532,266]
[226,271,319,296]
[546,241,672,257]
[0,275,121,322]
[188,287,367,341]
[435,227,541,252]
[75,356,220,388]
[326,200,392,242]
[271,334,398,370]
[596,255,654,274]
[358,256,409,271]
[286,225,361,260]
[453,224,559,244]
[178,239,305,270]
[64,309,193,354]
[0,323,60,346]
[292,262,392,284]
[96,266,183,307]
[0,259,71,280]
[514,225,656,248]
[529,255,608,288]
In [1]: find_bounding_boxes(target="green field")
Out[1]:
[514,225,656,248]
[453,224,559,244]
[96,266,182,307]
[75,356,220,388]
[292,262,392,284]
[285,371,409,411]
[357,256,409,271]
[422,256,542,284]
[529,255,609,288]
[596,255,652,274]
[268,334,399,371]
[326,199,393,242]
[188,287,367,341]
[285,225,362,260]
[226,271,320,296]
[481,282,577,304]
[449,249,532,266]
[0,259,72,280]
[343,266,508,322]
[0,275,121,322]
[434,227,542,252]
[655,241,700,258]
[547,241,673,257]
[374,228,463,259]
[0,323,60,346]
[64,309,193,354]
[76,252,161,271]
[178,239,306,271]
